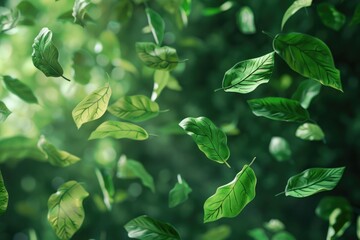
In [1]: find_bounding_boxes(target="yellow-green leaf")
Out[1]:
[0,171,8,215]
[0,101,11,123]
[89,121,148,140]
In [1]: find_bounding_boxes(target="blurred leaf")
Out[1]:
[0,101,11,123]
[58,11,73,22]
[89,121,149,140]
[99,30,121,61]
[271,231,296,240]
[169,174,192,208]
[269,137,291,162]
[248,97,310,122]
[117,156,155,192]
[136,42,179,71]
[327,208,351,240]
[264,219,285,232]
[273,32,342,91]
[38,136,80,167]
[204,161,256,223]
[220,122,240,136]
[72,84,112,129]
[0,7,19,33]
[114,0,133,23]
[202,2,234,16]
[296,123,325,141]
[317,3,346,31]
[2,75,38,104]
[201,225,231,240]
[182,0,191,16]
[315,196,352,221]
[146,8,165,45]
[95,168,114,211]
[292,79,321,109]
[124,215,180,239]
[357,216,360,239]
[351,3,360,25]
[16,1,38,25]
[48,181,89,240]
[152,70,170,100]
[113,58,138,75]
[72,50,94,85]
[284,167,345,198]
[237,6,256,34]
[179,116,231,167]
[222,52,274,94]
[166,75,182,91]
[281,0,312,30]
[73,0,91,27]
[0,171,8,215]
[108,95,159,122]
[248,228,269,240]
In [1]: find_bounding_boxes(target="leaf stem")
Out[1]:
[249,157,256,167]
[262,30,275,40]
[159,109,170,113]
[61,75,71,82]
[275,191,285,197]
[224,161,231,168]
[177,174,183,184]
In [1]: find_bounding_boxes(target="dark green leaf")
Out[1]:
[284,167,345,197]
[117,156,155,192]
[108,95,159,122]
[152,70,170,100]
[124,215,181,240]
[169,174,192,208]
[0,101,11,123]
[292,79,321,109]
[179,117,231,167]
[0,171,8,215]
[73,0,91,27]
[222,52,274,94]
[146,8,165,45]
[136,42,179,71]
[201,225,231,240]
[248,228,269,240]
[296,123,325,141]
[269,137,292,162]
[48,181,89,240]
[317,3,346,31]
[315,196,352,221]
[114,0,133,23]
[281,0,312,30]
[237,6,256,34]
[351,3,360,25]
[203,162,257,222]
[248,97,310,122]
[271,231,296,240]
[72,50,94,85]
[89,121,149,141]
[72,84,112,129]
[327,208,352,240]
[273,32,342,91]
[2,75,38,103]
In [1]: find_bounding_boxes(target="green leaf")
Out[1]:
[114,0,133,23]
[316,196,352,221]
[152,70,170,100]
[357,215,360,239]
[248,228,269,240]
[248,97,310,122]
[108,95,159,122]
[201,225,231,240]
[182,0,191,16]
[38,136,80,167]
[284,167,345,198]
[264,219,285,233]
[169,174,192,208]
[327,208,352,240]
[222,52,274,94]
[95,168,114,211]
[202,2,234,16]
[0,7,19,33]
[16,1,39,25]
[351,3,360,25]
[269,136,292,162]
[0,101,11,123]
[273,32,342,91]
[317,3,346,31]
[124,215,181,240]
[32,28,68,81]
[0,171,8,215]
[136,42,179,71]
[281,0,312,30]
[271,231,296,240]
[48,181,89,240]
[292,79,321,109]
[237,6,256,34]
[72,50,94,85]
[73,0,91,27]
[203,161,257,222]
[166,75,182,91]
[179,117,231,167]
[72,84,112,129]
[296,123,325,141]
[2,75,38,104]
[146,8,165,45]
[89,121,149,141]
[117,155,155,192]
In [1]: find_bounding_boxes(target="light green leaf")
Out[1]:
[32,28,69,81]
[222,52,274,94]
[38,136,80,167]
[201,225,231,240]
[0,101,11,123]
[73,0,91,27]
[0,171,8,215]
[273,32,342,91]
[146,8,165,45]
[166,75,182,91]
[182,0,191,16]
[16,1,39,25]
[108,95,159,122]
[357,215,360,239]
[95,168,115,211]
[264,219,285,233]
[292,79,321,109]
[237,6,256,34]
[248,97,310,122]
[117,155,155,192]
[72,50,94,85]
[89,121,148,141]
[269,136,292,162]
[136,42,179,71]
[248,228,269,240]
[351,3,360,25]
[0,7,19,33]
[202,2,234,16]
[48,181,89,240]
[72,84,112,129]
[327,208,352,240]
[152,70,170,101]
[2,75,38,104]
[203,161,257,222]
[316,196,352,221]
[272,231,296,240]
[179,117,231,167]
[124,215,181,240]
[317,3,346,31]
[284,167,345,198]
[281,0,312,30]
[296,123,325,141]
[169,174,192,208]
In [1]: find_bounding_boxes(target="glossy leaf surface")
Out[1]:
[2,75,38,103]
[281,0,312,30]
[89,121,148,141]
[296,123,325,141]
